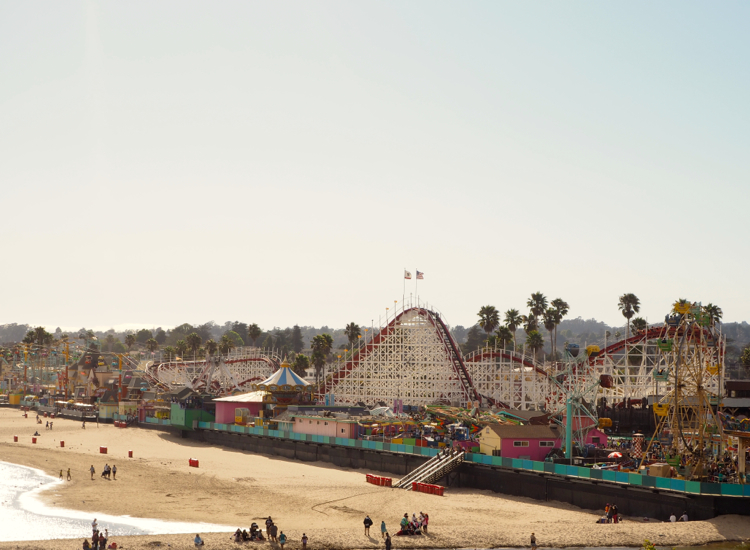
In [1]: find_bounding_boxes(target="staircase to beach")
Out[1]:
[394,447,465,489]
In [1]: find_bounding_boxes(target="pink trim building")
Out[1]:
[213,391,265,424]
[478,424,562,461]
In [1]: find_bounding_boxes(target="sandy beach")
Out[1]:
[0,408,748,550]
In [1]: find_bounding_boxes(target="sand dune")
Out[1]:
[1,408,748,549]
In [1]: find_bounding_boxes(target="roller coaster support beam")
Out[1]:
[565,398,573,460]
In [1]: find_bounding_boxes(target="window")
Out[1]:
[513,441,529,447]
[539,441,555,447]
[341,429,345,434]
[592,437,600,444]
[324,422,328,426]
[492,449,502,456]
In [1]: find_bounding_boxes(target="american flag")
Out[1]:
[416,270,424,280]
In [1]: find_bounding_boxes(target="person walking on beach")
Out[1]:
[83,420,86,429]
[301,533,308,548]
[60,469,64,480]
[381,520,387,538]
[67,468,71,481]
[112,465,117,480]
[385,533,391,550]
[364,515,373,536]
[90,465,95,480]
[279,531,286,548]
[531,532,537,550]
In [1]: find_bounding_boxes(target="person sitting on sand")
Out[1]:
[249,523,258,538]
[400,514,409,531]
[241,530,249,542]
[679,511,688,522]
[233,529,242,543]
[194,534,204,547]
[33,430,40,436]
[83,540,91,550]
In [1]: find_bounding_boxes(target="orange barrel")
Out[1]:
[32,437,37,444]
[100,446,107,454]
[13,436,18,442]
[128,450,133,458]
[60,441,65,448]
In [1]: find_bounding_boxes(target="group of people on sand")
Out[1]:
[597,503,620,523]
[227,516,306,548]
[83,519,115,550]
[396,511,428,536]
[669,511,689,522]
[90,464,117,480]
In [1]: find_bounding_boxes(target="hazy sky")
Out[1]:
[1,1,748,332]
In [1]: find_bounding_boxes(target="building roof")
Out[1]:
[214,390,265,403]
[482,424,560,439]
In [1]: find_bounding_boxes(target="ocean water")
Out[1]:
[0,461,233,542]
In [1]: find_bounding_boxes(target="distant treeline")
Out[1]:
[2,317,749,376]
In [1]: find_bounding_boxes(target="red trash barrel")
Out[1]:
[60,441,65,448]
[128,450,133,458]
[44,412,48,417]
[32,437,37,444]
[411,482,418,491]
[100,446,107,454]
[50,413,55,419]
[438,486,444,496]
[189,458,199,467]
[13,436,18,442]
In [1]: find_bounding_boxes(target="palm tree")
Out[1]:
[504,309,522,349]
[175,339,188,358]
[703,303,723,326]
[550,298,569,359]
[344,323,361,350]
[521,314,538,335]
[105,333,115,352]
[145,338,159,353]
[618,293,641,339]
[477,306,500,341]
[247,324,262,347]
[291,353,310,377]
[525,330,544,361]
[311,334,333,387]
[543,309,558,361]
[527,292,548,320]
[204,339,218,357]
[186,332,202,361]
[495,326,513,350]
[630,317,648,334]
[125,334,136,351]
[219,334,235,356]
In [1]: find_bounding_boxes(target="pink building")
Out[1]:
[562,416,608,446]
[213,391,265,424]
[292,415,359,438]
[479,424,562,461]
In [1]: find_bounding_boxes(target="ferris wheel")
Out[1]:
[643,301,725,479]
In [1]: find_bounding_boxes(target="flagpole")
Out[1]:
[403,268,406,305]
[415,269,418,301]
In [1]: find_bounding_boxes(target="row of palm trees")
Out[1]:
[477,293,570,360]
[617,294,723,339]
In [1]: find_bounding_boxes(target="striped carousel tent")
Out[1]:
[251,361,310,391]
